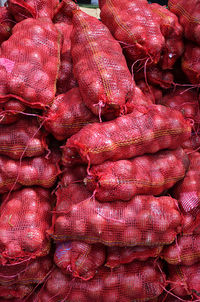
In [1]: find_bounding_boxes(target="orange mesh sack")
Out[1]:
[54,241,106,280]
[0,187,52,264]
[45,88,98,141]
[182,42,200,84]
[63,1,137,118]
[62,105,191,166]
[162,233,200,266]
[173,152,200,213]
[0,99,26,125]
[169,0,200,45]
[84,148,189,202]
[0,153,60,194]
[53,195,181,247]
[0,18,61,109]
[0,7,14,46]
[37,261,166,302]
[106,246,163,269]
[0,117,47,159]
[168,262,200,299]
[7,0,59,22]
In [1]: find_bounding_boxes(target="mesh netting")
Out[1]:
[84,148,189,202]
[54,241,106,280]
[136,80,163,104]
[0,283,33,299]
[52,194,181,246]
[64,0,137,117]
[182,42,200,84]
[0,99,26,125]
[44,88,98,141]
[169,0,200,45]
[62,104,191,166]
[162,233,200,266]
[0,153,60,194]
[106,246,163,268]
[0,187,52,264]
[37,261,166,302]
[0,117,47,159]
[0,17,61,109]
[7,0,59,22]
[0,7,14,46]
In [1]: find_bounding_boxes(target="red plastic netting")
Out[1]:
[62,104,191,166]
[52,194,181,246]
[106,246,163,268]
[37,261,166,302]
[0,99,26,125]
[0,153,60,194]
[44,88,98,141]
[64,0,137,117]
[168,262,200,298]
[162,233,200,266]
[182,42,200,84]
[0,187,52,264]
[0,117,47,159]
[137,80,163,104]
[169,0,200,45]
[54,241,106,280]
[0,283,33,299]
[0,7,14,46]
[0,17,61,109]
[7,0,59,22]
[84,148,189,202]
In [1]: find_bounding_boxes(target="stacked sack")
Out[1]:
[0,0,199,301]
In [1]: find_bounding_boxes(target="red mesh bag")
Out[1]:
[136,80,163,104]
[0,117,47,160]
[37,261,165,302]
[106,246,163,268]
[0,255,52,285]
[0,7,14,46]
[0,187,52,264]
[99,0,165,64]
[44,88,98,141]
[0,283,33,299]
[54,241,106,280]
[52,195,181,247]
[169,0,200,45]
[0,18,61,109]
[85,148,189,202]
[162,233,200,266]
[62,104,191,166]
[182,42,200,84]
[168,262,200,298]
[7,0,59,22]
[149,3,184,69]
[64,1,136,117]
[0,153,60,194]
[60,165,87,186]
[0,99,26,125]
[173,152,200,214]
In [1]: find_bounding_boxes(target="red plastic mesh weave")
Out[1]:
[37,261,166,302]
[52,194,181,246]
[136,80,163,104]
[182,42,200,84]
[0,255,52,285]
[99,0,164,64]
[0,153,60,194]
[54,241,106,280]
[173,152,200,214]
[169,0,200,45]
[0,117,47,159]
[0,283,33,299]
[0,99,26,125]
[0,18,61,109]
[7,0,59,22]
[162,233,200,266]
[62,104,191,166]
[168,262,200,298]
[85,148,189,202]
[0,187,52,264]
[65,1,136,117]
[45,88,98,141]
[0,7,14,46]
[106,246,163,268]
